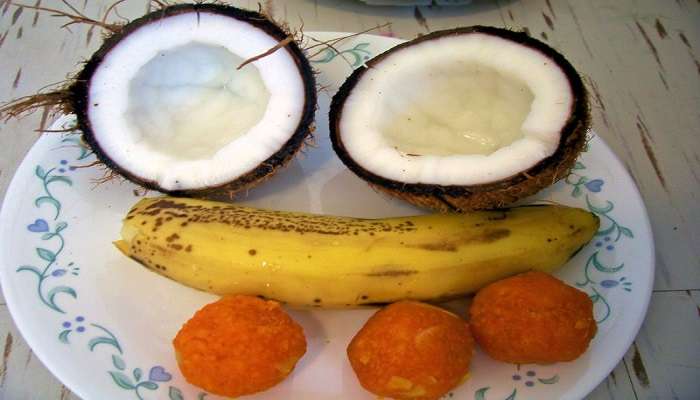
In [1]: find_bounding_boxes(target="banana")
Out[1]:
[115,197,599,307]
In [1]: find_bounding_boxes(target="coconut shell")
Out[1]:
[69,3,317,197]
[329,26,591,212]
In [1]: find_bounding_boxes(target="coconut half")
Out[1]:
[66,3,316,195]
[330,27,590,211]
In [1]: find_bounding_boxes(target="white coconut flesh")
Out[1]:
[339,33,574,186]
[126,42,270,160]
[87,12,306,191]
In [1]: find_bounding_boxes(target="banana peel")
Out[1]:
[115,197,599,307]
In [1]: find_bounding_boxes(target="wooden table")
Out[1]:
[0,1,698,398]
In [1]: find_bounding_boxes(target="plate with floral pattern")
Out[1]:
[0,33,654,400]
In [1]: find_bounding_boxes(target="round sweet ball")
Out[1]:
[469,271,597,364]
[347,301,474,400]
[173,295,306,397]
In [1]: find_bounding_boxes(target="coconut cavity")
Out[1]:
[382,62,534,157]
[335,30,575,187]
[126,42,270,160]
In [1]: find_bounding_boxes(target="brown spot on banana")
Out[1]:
[132,198,417,236]
[365,270,418,277]
[127,254,151,270]
[486,211,508,221]
[478,228,511,242]
[409,228,511,252]
[416,241,458,252]
[146,199,188,210]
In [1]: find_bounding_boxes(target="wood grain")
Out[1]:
[623,291,700,399]
[0,0,698,398]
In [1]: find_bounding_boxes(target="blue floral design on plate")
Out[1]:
[565,141,635,323]
[310,42,372,68]
[474,366,559,399]
[16,126,207,399]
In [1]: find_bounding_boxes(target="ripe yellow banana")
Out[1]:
[115,197,599,307]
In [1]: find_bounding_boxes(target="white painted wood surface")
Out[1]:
[0,0,698,399]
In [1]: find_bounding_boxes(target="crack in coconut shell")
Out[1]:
[329,26,591,212]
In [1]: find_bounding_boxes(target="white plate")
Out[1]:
[0,32,653,400]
